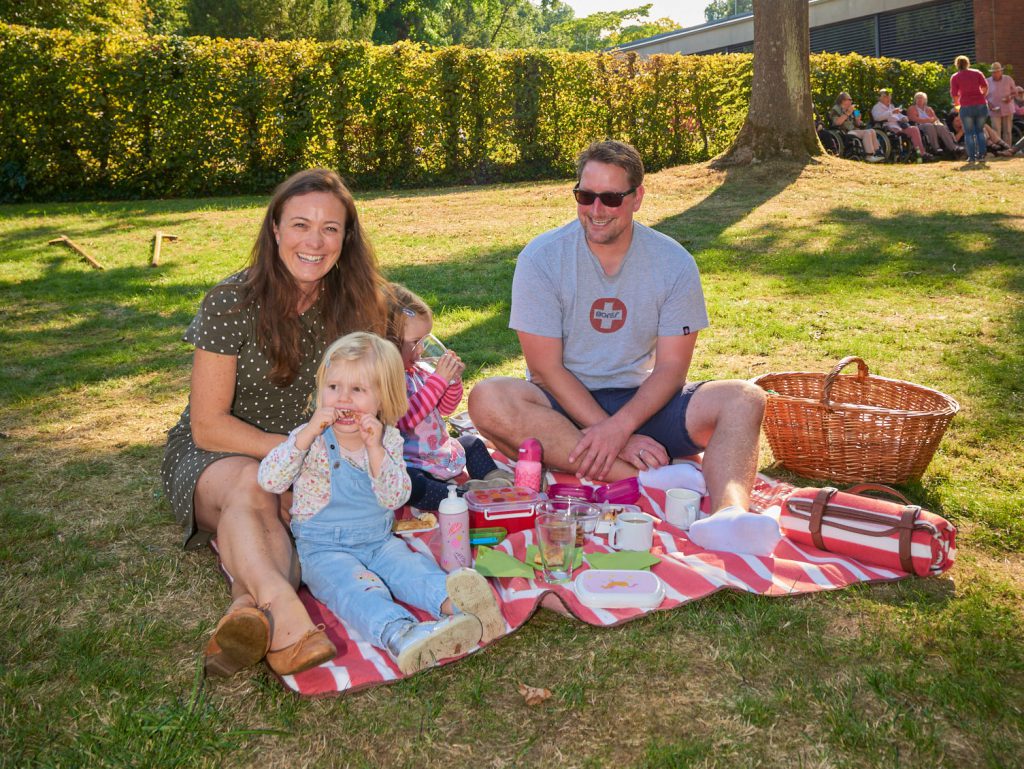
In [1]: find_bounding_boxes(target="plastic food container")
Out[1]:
[547,477,641,505]
[573,569,665,609]
[464,487,547,534]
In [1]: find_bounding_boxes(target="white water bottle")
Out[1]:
[438,485,471,572]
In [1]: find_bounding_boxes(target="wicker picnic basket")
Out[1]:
[752,356,959,484]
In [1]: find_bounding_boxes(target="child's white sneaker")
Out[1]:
[384,615,481,675]
[445,567,506,644]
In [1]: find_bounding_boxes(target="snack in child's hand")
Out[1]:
[393,513,437,532]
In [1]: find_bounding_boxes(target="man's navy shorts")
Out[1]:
[540,381,707,458]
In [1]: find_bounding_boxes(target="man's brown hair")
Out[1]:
[575,141,644,189]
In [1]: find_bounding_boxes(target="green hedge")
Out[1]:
[0,24,950,201]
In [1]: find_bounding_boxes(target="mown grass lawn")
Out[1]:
[1,156,1022,769]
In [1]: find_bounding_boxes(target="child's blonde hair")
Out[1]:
[314,332,408,426]
[384,282,432,352]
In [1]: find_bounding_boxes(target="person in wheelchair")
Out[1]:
[1013,87,1024,147]
[830,92,884,162]
[948,109,1019,157]
[871,88,933,161]
[907,92,961,158]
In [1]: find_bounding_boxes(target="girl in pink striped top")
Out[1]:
[386,284,513,510]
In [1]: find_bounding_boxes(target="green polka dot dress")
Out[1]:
[161,272,327,549]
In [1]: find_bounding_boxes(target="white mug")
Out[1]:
[608,512,655,551]
[664,488,702,530]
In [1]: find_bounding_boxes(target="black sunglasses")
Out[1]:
[572,186,637,207]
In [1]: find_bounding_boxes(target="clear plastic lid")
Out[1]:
[464,487,546,518]
[572,569,665,609]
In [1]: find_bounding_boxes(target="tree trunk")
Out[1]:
[714,0,822,166]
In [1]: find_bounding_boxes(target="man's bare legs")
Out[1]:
[681,380,766,512]
[468,377,766,513]
[468,378,640,482]
[195,457,315,650]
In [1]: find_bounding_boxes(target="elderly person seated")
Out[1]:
[872,88,932,160]
[949,109,1018,157]
[907,92,961,157]
[1014,85,1024,117]
[830,92,884,162]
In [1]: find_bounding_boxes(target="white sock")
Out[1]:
[638,463,707,494]
[687,505,782,556]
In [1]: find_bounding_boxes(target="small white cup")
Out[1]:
[608,512,655,552]
[664,488,702,530]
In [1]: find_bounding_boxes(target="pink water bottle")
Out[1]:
[438,485,471,572]
[513,437,543,492]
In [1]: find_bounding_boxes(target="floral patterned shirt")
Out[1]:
[258,424,411,522]
[398,364,465,480]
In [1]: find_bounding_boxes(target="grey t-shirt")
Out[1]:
[509,220,709,390]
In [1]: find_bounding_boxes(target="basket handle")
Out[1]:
[822,356,870,408]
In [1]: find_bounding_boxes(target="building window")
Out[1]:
[811,16,877,56]
[879,0,974,64]
[689,0,975,64]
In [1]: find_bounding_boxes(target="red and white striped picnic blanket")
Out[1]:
[212,466,929,698]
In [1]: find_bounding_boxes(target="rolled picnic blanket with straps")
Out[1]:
[778,483,957,576]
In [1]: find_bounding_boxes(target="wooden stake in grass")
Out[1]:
[47,235,105,270]
[150,231,179,267]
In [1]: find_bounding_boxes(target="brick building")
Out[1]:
[619,0,1023,72]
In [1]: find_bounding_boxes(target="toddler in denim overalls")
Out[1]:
[259,332,504,675]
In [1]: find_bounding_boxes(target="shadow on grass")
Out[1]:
[0,265,201,422]
[653,160,810,253]
[702,205,1023,442]
[649,169,1021,541]
[0,246,522,430]
[0,195,267,221]
[3,173,1021,495]
[0,176,560,226]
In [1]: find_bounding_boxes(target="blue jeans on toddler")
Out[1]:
[291,430,450,647]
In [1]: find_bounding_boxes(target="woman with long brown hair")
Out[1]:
[161,168,388,677]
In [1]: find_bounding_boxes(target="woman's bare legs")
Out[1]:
[195,456,314,649]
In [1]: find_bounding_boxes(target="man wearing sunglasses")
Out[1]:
[469,141,766,518]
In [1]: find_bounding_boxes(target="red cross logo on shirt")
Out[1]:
[590,297,627,333]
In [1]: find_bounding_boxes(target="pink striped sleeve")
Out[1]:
[437,379,463,416]
[398,373,448,432]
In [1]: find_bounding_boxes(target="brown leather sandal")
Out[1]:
[265,624,338,676]
[204,605,272,678]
